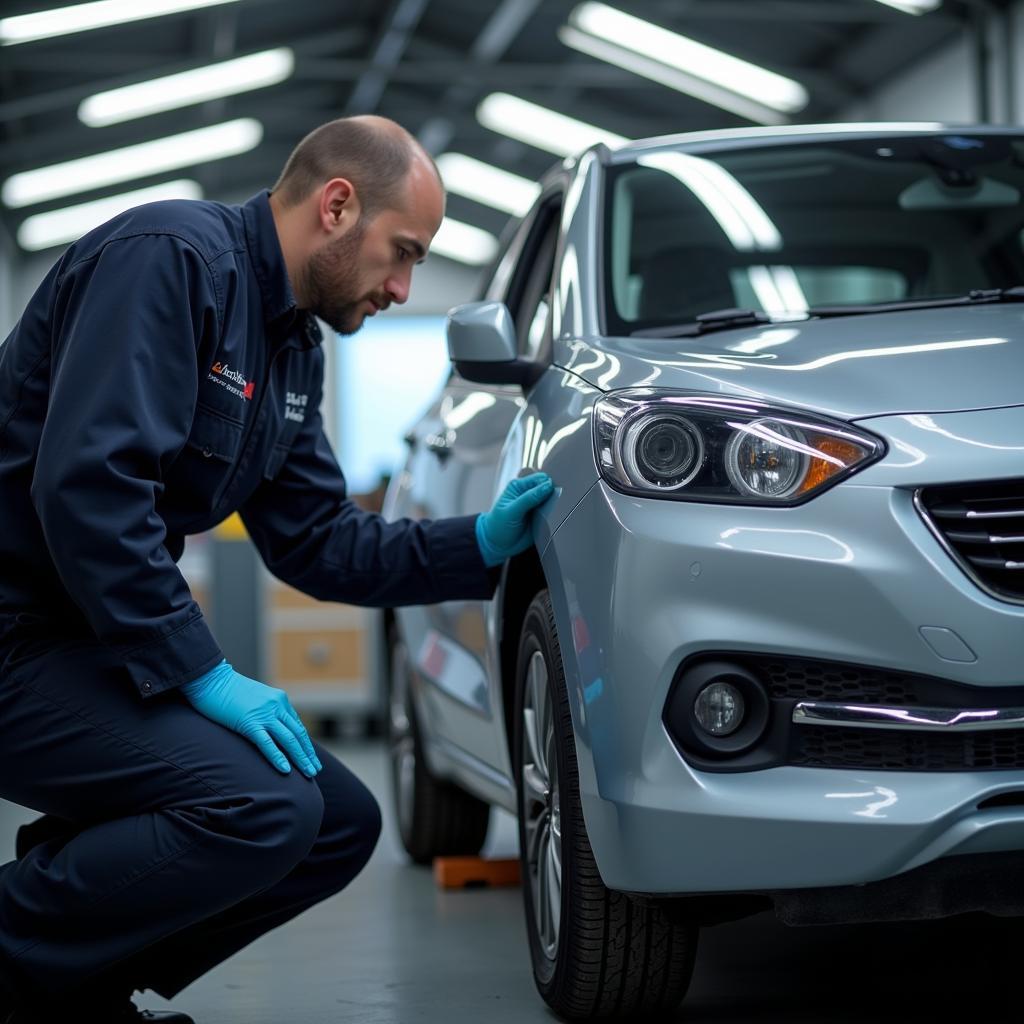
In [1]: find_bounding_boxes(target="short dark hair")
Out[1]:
[272,117,420,219]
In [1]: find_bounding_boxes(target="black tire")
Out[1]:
[514,591,698,1020]
[386,623,490,864]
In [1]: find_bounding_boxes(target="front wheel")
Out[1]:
[514,591,698,1020]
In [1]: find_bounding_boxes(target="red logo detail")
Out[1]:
[243,381,255,400]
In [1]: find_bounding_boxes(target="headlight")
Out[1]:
[594,389,883,505]
[623,412,704,490]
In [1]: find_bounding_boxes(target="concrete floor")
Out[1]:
[2,739,1022,1022]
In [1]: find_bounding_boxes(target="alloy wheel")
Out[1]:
[522,648,562,961]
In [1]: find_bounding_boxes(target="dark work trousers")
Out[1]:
[0,619,382,1005]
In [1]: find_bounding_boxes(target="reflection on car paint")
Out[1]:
[559,368,595,393]
[729,328,800,354]
[556,242,585,339]
[594,352,622,390]
[443,392,497,430]
[416,629,491,717]
[518,411,589,471]
[766,335,1008,374]
[825,786,899,819]
[887,439,928,469]
[634,366,663,386]
[903,413,1024,452]
[717,527,854,564]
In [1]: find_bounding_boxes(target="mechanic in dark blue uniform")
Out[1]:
[0,115,552,1023]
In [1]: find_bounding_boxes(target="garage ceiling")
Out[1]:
[0,0,998,255]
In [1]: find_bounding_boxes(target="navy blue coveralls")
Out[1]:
[0,192,495,1003]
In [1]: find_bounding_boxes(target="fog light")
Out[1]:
[665,660,769,762]
[694,682,745,736]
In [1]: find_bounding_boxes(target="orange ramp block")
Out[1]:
[433,856,521,889]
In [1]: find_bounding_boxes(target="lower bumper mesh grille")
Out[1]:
[759,658,920,705]
[792,724,1024,771]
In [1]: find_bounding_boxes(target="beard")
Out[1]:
[301,220,378,336]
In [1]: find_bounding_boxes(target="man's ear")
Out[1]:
[319,177,361,235]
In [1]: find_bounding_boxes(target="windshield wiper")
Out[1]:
[630,287,1024,338]
[632,308,779,338]
[806,286,1024,318]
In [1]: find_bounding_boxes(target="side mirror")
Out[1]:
[446,301,543,387]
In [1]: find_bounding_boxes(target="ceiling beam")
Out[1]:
[416,0,542,154]
[344,0,432,114]
[300,58,682,86]
[2,51,171,74]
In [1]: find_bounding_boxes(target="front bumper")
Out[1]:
[539,462,1024,894]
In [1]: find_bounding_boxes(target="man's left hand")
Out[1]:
[475,472,555,567]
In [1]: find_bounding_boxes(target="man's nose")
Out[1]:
[385,269,412,305]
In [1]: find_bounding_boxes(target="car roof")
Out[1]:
[601,122,1024,164]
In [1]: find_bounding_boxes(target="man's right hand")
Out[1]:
[181,660,322,778]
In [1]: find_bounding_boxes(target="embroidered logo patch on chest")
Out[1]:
[208,361,255,402]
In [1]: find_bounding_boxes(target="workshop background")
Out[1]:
[1,1,1022,1022]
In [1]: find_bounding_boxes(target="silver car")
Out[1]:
[381,124,1024,1020]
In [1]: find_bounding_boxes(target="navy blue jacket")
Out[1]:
[0,192,494,698]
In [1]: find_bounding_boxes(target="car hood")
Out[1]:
[558,305,1024,420]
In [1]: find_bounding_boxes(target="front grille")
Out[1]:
[919,479,1024,602]
[793,724,1024,771]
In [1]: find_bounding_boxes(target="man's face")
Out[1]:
[302,160,443,336]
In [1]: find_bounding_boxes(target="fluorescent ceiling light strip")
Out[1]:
[637,153,782,252]
[431,217,499,266]
[79,49,294,127]
[559,27,788,127]
[477,92,627,157]
[436,153,540,217]
[569,2,808,114]
[1,0,241,45]
[2,118,262,208]
[873,0,942,14]
[17,180,203,251]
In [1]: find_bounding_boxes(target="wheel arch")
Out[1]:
[498,547,549,766]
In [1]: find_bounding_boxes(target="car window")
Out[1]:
[729,265,906,308]
[503,200,561,360]
[604,134,1024,335]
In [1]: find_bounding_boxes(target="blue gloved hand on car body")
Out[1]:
[476,472,555,567]
[181,659,323,778]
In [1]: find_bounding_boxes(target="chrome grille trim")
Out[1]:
[793,701,1024,732]
[966,509,1024,519]
[915,487,1024,605]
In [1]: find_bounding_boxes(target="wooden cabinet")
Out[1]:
[263,580,374,714]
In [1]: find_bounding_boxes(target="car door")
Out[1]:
[392,189,565,790]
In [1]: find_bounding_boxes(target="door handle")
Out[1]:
[425,430,454,461]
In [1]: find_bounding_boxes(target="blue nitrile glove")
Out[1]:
[475,472,555,567]
[181,660,323,778]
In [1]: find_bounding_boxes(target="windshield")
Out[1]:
[604,133,1024,335]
